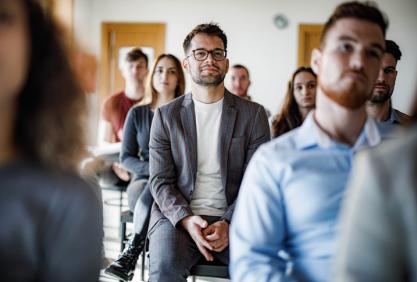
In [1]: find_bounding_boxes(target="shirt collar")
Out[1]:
[295,111,381,151]
[386,107,401,124]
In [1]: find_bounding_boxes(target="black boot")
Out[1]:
[105,233,145,281]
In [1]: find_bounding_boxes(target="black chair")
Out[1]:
[190,259,229,281]
[102,183,128,216]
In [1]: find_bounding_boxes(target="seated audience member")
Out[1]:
[230,2,388,282]
[366,39,412,129]
[105,54,185,281]
[100,48,149,145]
[83,48,149,187]
[229,64,252,100]
[0,0,102,281]
[81,48,149,269]
[335,101,417,282]
[271,67,317,138]
[228,64,272,117]
[148,23,270,282]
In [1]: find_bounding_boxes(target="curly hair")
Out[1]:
[271,67,316,138]
[13,0,87,171]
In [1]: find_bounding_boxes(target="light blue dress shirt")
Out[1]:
[230,112,382,282]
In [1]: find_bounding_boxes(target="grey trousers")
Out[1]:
[147,216,229,282]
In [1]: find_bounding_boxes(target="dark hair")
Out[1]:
[183,23,227,53]
[320,1,388,47]
[385,39,402,61]
[143,54,185,107]
[271,67,317,138]
[232,64,250,79]
[126,47,149,67]
[14,0,87,171]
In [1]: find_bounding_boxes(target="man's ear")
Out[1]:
[311,48,322,75]
[182,58,189,72]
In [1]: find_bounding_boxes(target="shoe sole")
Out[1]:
[104,267,134,281]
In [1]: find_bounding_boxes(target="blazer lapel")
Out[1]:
[180,93,198,185]
[219,90,237,189]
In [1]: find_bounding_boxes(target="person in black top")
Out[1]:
[105,53,185,281]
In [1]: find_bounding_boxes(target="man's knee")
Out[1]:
[148,219,198,281]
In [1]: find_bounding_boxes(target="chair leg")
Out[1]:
[120,219,126,252]
[141,248,145,281]
[119,190,123,217]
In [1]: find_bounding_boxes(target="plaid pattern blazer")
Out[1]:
[148,90,270,229]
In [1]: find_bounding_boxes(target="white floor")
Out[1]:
[100,189,230,282]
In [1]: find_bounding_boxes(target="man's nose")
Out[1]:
[204,52,216,64]
[350,49,366,71]
[376,68,385,83]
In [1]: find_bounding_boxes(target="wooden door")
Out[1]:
[100,23,166,100]
[298,24,323,67]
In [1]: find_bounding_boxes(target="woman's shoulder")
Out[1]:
[0,160,98,205]
[130,103,151,114]
[126,104,152,120]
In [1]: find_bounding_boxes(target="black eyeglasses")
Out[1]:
[186,48,227,61]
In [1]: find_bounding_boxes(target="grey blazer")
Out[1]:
[148,90,270,229]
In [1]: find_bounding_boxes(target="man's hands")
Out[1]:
[181,216,229,261]
[202,220,229,252]
[181,216,214,261]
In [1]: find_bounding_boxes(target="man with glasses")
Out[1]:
[147,23,270,282]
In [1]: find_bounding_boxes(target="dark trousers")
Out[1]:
[147,216,229,282]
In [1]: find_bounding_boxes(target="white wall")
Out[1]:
[74,0,417,143]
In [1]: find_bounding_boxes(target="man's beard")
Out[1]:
[191,66,225,86]
[369,83,392,104]
[319,72,371,110]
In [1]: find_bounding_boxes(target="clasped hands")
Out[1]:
[181,215,229,261]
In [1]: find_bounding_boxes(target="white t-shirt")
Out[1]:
[190,96,227,216]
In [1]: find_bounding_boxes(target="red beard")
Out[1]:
[318,75,370,110]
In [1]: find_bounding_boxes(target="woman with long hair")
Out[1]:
[105,54,185,281]
[0,0,102,280]
[271,67,317,138]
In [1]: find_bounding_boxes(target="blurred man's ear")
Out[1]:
[311,48,322,75]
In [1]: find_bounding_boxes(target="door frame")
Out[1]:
[100,22,166,101]
[297,24,323,67]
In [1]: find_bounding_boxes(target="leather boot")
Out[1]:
[104,233,145,281]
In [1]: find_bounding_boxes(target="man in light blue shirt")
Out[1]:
[230,2,388,281]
